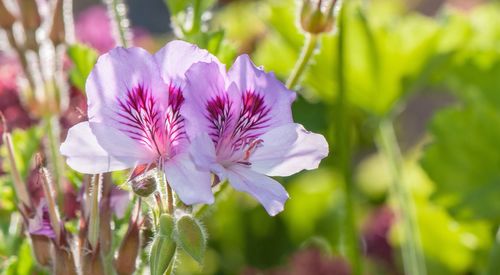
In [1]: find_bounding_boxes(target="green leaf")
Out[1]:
[67,44,98,92]
[175,215,206,264]
[421,101,500,221]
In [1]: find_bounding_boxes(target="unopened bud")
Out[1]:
[54,245,78,275]
[81,249,105,275]
[175,215,206,264]
[300,0,336,34]
[30,235,52,266]
[49,0,65,45]
[0,1,15,29]
[149,214,176,275]
[114,202,142,275]
[131,176,157,197]
[18,0,42,50]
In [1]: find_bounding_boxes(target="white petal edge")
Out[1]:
[249,123,329,177]
[60,122,147,174]
[226,165,289,216]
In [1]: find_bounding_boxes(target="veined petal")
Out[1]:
[249,123,329,177]
[86,47,169,156]
[61,122,152,174]
[226,165,289,216]
[154,40,224,84]
[227,54,296,141]
[164,152,214,205]
[189,133,227,179]
[182,61,240,146]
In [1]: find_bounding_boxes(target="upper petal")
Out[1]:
[61,122,151,174]
[227,54,296,135]
[226,165,289,216]
[182,61,240,145]
[86,47,169,156]
[164,152,214,205]
[249,123,329,177]
[153,40,224,85]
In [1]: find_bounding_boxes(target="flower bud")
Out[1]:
[114,202,142,275]
[300,0,336,34]
[0,0,15,29]
[131,176,157,197]
[175,215,206,264]
[30,234,52,266]
[49,0,66,45]
[54,245,78,275]
[149,214,176,275]
[18,0,42,50]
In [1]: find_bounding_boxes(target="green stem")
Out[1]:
[377,119,426,275]
[285,33,318,90]
[335,4,361,274]
[88,174,101,251]
[46,115,64,208]
[485,226,500,275]
[104,0,131,47]
[190,0,203,35]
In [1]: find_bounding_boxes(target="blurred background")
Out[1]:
[2,0,500,274]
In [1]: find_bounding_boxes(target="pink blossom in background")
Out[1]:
[182,55,329,216]
[60,41,219,205]
[75,5,116,53]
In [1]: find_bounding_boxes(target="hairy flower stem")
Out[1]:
[190,0,203,35]
[285,33,318,90]
[104,0,132,47]
[166,184,174,214]
[486,227,500,275]
[39,165,62,244]
[46,115,65,208]
[377,119,426,275]
[334,3,361,275]
[2,130,31,209]
[88,174,102,251]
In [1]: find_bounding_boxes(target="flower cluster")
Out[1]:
[60,40,328,215]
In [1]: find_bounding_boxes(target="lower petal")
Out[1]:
[249,123,329,177]
[164,152,214,205]
[61,122,150,174]
[226,165,289,216]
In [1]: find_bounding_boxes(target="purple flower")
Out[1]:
[28,200,56,239]
[60,41,220,205]
[182,55,329,216]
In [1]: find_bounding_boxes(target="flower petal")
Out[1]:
[226,165,289,216]
[154,40,224,84]
[61,122,151,174]
[189,133,227,179]
[164,152,214,205]
[227,54,296,134]
[249,123,329,177]
[182,61,240,145]
[86,47,169,156]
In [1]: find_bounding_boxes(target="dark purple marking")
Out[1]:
[205,93,233,144]
[231,91,270,150]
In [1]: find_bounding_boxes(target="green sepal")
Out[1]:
[174,215,206,264]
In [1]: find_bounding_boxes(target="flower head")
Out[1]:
[182,55,329,215]
[61,41,221,205]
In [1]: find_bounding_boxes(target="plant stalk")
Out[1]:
[286,33,318,90]
[377,119,426,275]
[45,115,65,208]
[334,3,362,274]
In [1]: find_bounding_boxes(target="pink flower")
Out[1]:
[60,41,220,205]
[28,200,56,239]
[182,55,329,216]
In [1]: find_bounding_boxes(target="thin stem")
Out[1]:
[88,174,101,251]
[104,0,132,47]
[39,167,62,244]
[335,3,362,274]
[45,115,65,208]
[485,227,500,275]
[166,184,173,214]
[377,119,426,275]
[2,133,31,208]
[190,0,203,35]
[286,33,318,90]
